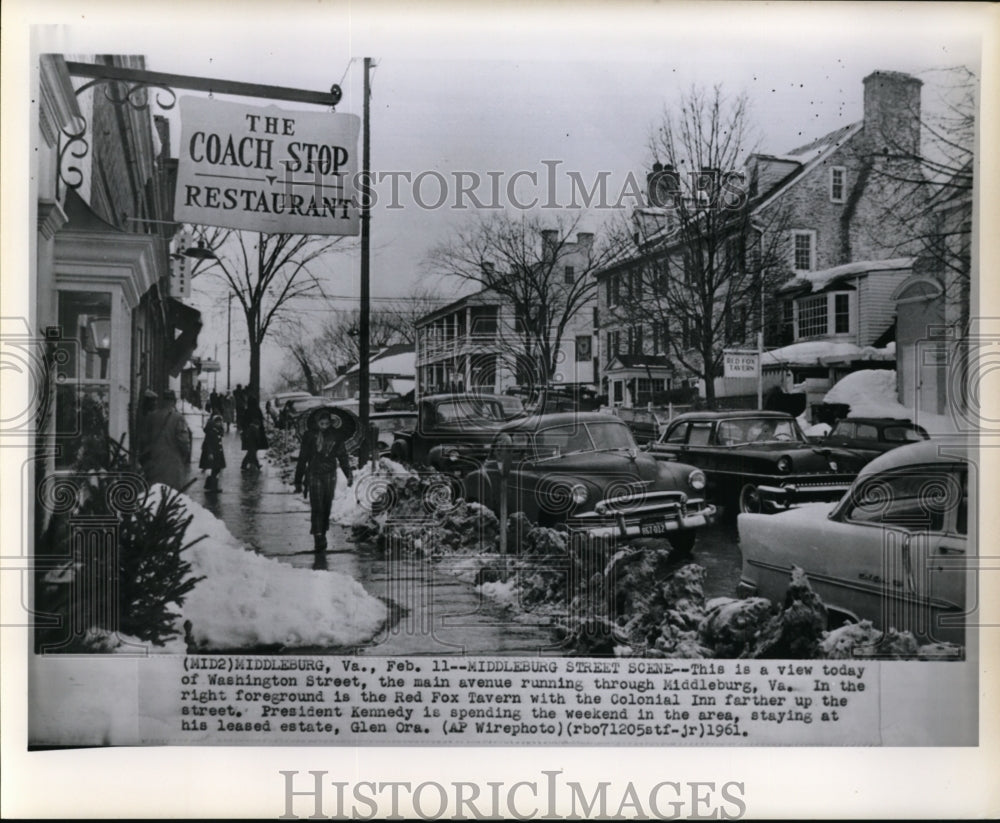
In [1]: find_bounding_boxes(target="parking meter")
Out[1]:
[496,432,513,478]
[495,432,513,565]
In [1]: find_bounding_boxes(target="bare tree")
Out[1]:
[607,85,788,406]
[274,287,444,394]
[428,213,614,387]
[192,230,344,396]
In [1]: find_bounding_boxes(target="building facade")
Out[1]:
[596,70,930,409]
[34,54,200,477]
[415,232,599,399]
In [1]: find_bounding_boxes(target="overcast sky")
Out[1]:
[21,1,987,390]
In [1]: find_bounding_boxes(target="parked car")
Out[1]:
[463,412,715,554]
[371,410,417,455]
[738,440,969,644]
[612,407,671,445]
[389,393,526,470]
[818,417,930,465]
[648,410,863,515]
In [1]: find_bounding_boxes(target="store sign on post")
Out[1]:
[173,97,360,235]
[723,350,760,378]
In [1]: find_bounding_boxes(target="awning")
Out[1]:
[165,298,203,377]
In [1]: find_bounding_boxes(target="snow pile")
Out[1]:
[804,422,831,437]
[823,369,959,433]
[145,484,386,650]
[333,457,419,528]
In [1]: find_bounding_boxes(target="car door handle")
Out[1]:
[937,545,965,554]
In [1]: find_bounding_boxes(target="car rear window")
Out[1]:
[884,426,926,442]
[833,421,855,438]
[855,423,879,440]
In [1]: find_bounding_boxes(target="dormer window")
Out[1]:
[830,166,846,203]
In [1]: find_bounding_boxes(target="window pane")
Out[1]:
[687,424,713,446]
[536,424,591,456]
[834,293,850,333]
[797,294,827,337]
[665,423,688,443]
[794,233,813,270]
[855,424,878,440]
[846,468,960,532]
[57,291,112,381]
[834,421,855,438]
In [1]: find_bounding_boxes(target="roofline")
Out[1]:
[752,121,864,214]
[415,287,496,327]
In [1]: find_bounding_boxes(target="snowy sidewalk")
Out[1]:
[186,428,557,655]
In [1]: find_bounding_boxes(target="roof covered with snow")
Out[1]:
[778,257,915,295]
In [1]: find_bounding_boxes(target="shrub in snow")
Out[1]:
[699,597,775,658]
[744,567,828,659]
[625,563,714,658]
[35,470,205,651]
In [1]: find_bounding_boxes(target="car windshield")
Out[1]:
[534,421,635,457]
[716,417,805,445]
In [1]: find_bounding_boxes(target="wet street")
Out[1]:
[184,420,560,655]
[182,415,744,656]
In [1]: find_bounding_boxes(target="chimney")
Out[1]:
[862,70,922,159]
[540,229,559,262]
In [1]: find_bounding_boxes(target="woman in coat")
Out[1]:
[240,396,267,471]
[199,414,226,490]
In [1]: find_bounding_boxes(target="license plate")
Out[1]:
[639,519,669,536]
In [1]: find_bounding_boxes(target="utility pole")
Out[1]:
[359,57,372,466]
[227,292,232,391]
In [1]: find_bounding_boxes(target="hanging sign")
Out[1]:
[168,231,192,297]
[173,97,360,235]
[723,349,760,378]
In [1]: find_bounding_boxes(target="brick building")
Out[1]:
[597,70,929,408]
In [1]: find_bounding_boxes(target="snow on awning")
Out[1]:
[762,340,895,369]
[777,257,915,295]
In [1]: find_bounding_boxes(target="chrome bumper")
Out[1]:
[569,503,716,540]
[755,482,851,504]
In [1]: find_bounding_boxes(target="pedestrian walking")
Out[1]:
[294,408,354,551]
[221,392,235,433]
[138,389,192,490]
[240,394,267,471]
[199,413,227,491]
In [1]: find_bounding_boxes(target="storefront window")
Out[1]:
[55,291,112,468]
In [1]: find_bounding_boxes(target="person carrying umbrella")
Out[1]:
[294,408,354,551]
